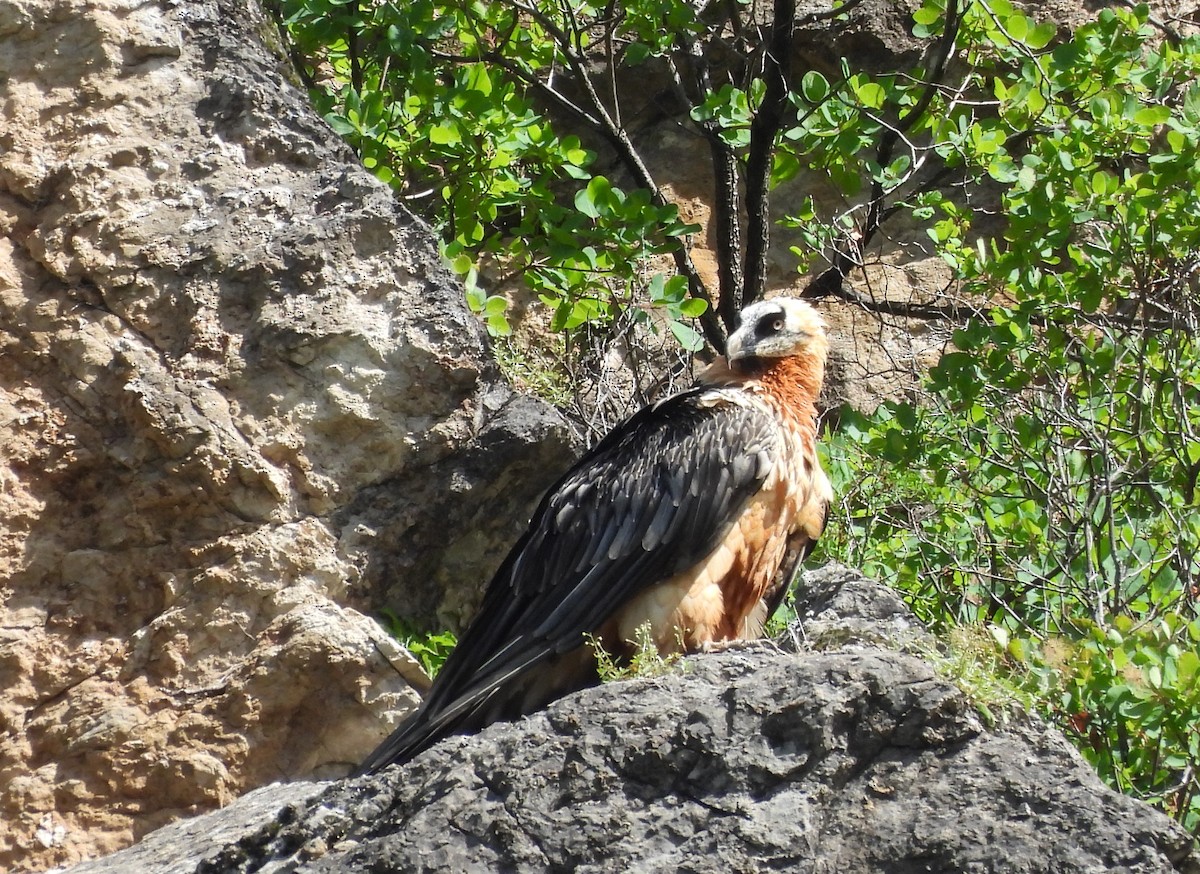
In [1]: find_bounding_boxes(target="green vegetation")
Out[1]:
[491,334,576,408]
[819,3,1200,833]
[380,610,458,678]
[918,625,1041,729]
[587,623,685,683]
[270,0,1200,837]
[270,0,707,349]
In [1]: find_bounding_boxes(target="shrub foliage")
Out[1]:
[820,2,1200,833]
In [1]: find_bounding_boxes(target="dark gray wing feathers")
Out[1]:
[356,386,783,773]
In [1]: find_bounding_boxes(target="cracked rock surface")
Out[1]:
[0,0,569,869]
[66,568,1200,874]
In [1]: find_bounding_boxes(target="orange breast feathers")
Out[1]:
[609,345,831,654]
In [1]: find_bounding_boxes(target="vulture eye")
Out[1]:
[752,310,788,340]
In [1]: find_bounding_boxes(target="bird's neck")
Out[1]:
[741,354,824,433]
[696,352,825,432]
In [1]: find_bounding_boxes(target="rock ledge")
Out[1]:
[66,566,1200,874]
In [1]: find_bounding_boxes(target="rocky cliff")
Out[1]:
[0,0,569,869]
[63,567,1200,873]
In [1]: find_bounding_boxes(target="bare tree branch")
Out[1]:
[862,0,962,255]
[742,0,795,314]
[805,267,1193,336]
[669,15,745,341]
[497,0,728,349]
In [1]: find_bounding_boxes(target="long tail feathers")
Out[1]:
[355,641,597,775]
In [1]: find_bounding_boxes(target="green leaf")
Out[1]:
[1026,21,1057,49]
[669,320,705,351]
[325,114,356,136]
[581,175,614,218]
[574,186,599,219]
[1178,651,1200,684]
[486,313,512,336]
[854,80,887,110]
[1183,82,1200,122]
[1090,170,1116,195]
[801,71,830,103]
[913,5,941,26]
[428,123,461,145]
[1133,105,1171,126]
[1005,13,1029,42]
[464,63,492,96]
[1146,663,1163,688]
[626,42,651,65]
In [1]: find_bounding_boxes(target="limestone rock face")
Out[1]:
[0,0,570,870]
[62,567,1200,874]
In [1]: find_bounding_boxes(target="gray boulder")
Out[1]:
[66,566,1200,874]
